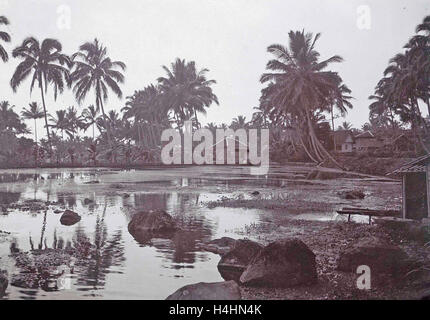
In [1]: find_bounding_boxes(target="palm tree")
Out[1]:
[50,109,69,139]
[21,102,44,143]
[70,39,126,143]
[123,85,170,147]
[158,58,218,129]
[10,38,71,150]
[338,121,352,131]
[0,16,11,62]
[82,105,99,140]
[260,30,352,167]
[230,115,248,129]
[65,106,84,139]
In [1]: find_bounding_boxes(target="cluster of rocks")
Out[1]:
[168,222,413,300]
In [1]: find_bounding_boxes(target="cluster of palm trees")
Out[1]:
[369,15,430,153]
[0,15,219,165]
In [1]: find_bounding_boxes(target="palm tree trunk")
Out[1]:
[93,123,95,140]
[98,96,112,144]
[39,80,51,152]
[34,118,38,144]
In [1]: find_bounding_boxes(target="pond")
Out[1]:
[0,166,401,299]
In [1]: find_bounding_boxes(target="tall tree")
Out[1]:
[260,30,352,166]
[82,105,99,140]
[70,39,126,143]
[49,109,69,139]
[0,101,28,135]
[10,38,71,150]
[158,58,218,129]
[21,102,44,143]
[0,15,11,62]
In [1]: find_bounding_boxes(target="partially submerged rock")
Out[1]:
[218,239,263,281]
[201,237,237,255]
[128,210,176,243]
[60,210,81,226]
[83,198,94,205]
[166,281,241,300]
[240,239,317,287]
[0,271,8,297]
[338,190,365,200]
[337,236,408,276]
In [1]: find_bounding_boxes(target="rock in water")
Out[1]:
[337,236,408,276]
[218,239,263,281]
[83,198,93,205]
[166,281,241,300]
[0,272,8,297]
[240,239,317,287]
[128,210,176,243]
[201,237,237,255]
[60,210,81,226]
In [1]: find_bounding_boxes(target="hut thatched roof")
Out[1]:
[389,154,430,174]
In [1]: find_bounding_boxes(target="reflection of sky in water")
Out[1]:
[0,169,263,300]
[0,166,399,299]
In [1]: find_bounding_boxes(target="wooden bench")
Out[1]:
[336,207,400,225]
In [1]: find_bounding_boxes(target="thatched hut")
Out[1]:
[390,154,430,220]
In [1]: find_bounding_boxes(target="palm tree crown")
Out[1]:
[70,38,126,142]
[21,102,44,143]
[10,37,71,149]
[0,15,11,62]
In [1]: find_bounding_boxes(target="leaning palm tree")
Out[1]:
[260,30,352,167]
[21,102,44,143]
[0,15,11,62]
[10,38,71,150]
[82,105,99,140]
[70,39,126,143]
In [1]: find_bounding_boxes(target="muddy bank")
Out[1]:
[231,220,429,300]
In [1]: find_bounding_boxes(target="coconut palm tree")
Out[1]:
[0,15,11,62]
[70,39,126,143]
[65,106,85,140]
[230,115,248,129]
[49,109,69,139]
[21,102,44,143]
[338,121,353,131]
[260,30,351,167]
[123,85,170,147]
[10,38,71,150]
[157,58,218,129]
[82,105,99,140]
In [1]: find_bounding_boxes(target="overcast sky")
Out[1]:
[1,0,429,139]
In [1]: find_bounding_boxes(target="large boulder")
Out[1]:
[0,271,7,297]
[201,237,237,255]
[240,239,317,287]
[166,281,241,300]
[218,239,263,281]
[128,210,176,243]
[60,210,81,226]
[337,236,408,276]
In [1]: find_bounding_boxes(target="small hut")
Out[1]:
[390,154,430,220]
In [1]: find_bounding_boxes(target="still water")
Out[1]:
[0,167,266,300]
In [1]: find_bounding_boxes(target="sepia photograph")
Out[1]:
[0,0,429,307]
